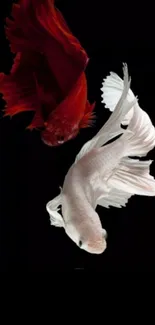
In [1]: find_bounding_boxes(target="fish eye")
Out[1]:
[57,135,64,142]
[79,240,83,248]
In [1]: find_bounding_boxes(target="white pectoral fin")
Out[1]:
[90,173,133,209]
[46,193,65,228]
[97,188,133,209]
[97,158,155,210]
[109,158,155,197]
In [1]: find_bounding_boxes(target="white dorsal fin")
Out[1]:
[75,63,136,163]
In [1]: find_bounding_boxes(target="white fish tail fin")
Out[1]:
[109,158,155,196]
[122,105,155,157]
[101,64,136,125]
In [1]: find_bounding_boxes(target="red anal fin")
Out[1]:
[0,72,37,117]
[79,101,96,128]
[0,50,42,123]
[3,104,35,117]
[27,110,44,130]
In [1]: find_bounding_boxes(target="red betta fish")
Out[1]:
[0,0,95,146]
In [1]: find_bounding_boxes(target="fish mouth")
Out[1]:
[41,123,79,147]
[41,138,64,147]
[87,240,107,254]
[41,132,65,147]
[41,132,78,147]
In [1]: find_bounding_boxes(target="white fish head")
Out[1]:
[47,195,107,254]
[81,228,107,254]
[65,219,107,254]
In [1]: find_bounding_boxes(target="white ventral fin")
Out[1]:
[46,192,65,228]
[109,158,155,196]
[97,188,133,209]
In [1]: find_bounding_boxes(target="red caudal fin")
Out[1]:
[2,0,90,133]
[5,2,47,53]
[5,0,88,97]
[5,3,33,53]
[33,0,88,64]
[5,1,88,65]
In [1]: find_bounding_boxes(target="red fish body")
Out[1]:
[0,0,95,146]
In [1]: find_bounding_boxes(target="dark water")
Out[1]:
[0,0,155,272]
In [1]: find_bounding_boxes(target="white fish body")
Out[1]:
[46,64,155,254]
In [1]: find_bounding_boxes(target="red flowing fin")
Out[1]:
[5,0,88,65]
[0,74,36,117]
[10,52,22,74]
[5,0,88,99]
[79,101,96,128]
[46,72,88,126]
[32,0,88,56]
[26,109,44,130]
[33,0,89,93]
[32,71,56,106]
[5,4,29,53]
[5,2,46,53]
[0,52,40,121]
[36,2,88,64]
[26,71,44,130]
[54,8,73,34]
[45,73,95,133]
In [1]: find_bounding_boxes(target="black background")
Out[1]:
[0,0,155,271]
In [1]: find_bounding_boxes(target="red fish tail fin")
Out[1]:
[5,2,44,53]
[6,0,88,69]
[79,101,96,128]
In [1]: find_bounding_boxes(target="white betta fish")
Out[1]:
[46,63,155,254]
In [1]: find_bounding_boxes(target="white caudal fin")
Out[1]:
[109,158,155,196]
[75,63,136,163]
[101,64,137,125]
